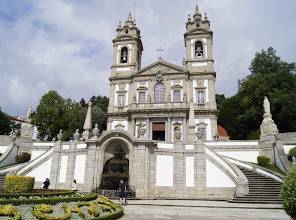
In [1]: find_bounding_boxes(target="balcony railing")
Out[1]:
[110,102,211,112]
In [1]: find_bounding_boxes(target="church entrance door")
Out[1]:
[100,144,129,190]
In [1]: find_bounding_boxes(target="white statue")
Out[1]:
[263,96,270,115]
[26,106,32,120]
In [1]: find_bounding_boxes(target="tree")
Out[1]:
[32,91,69,140]
[0,107,11,135]
[218,47,296,139]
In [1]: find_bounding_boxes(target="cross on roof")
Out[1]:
[157,47,164,60]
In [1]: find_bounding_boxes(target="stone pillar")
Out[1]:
[175,143,185,197]
[65,142,76,189]
[83,142,98,192]
[182,117,187,143]
[132,118,136,136]
[146,118,150,139]
[133,144,149,198]
[49,142,62,189]
[195,139,206,192]
[167,118,172,142]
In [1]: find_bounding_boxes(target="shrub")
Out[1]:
[15,152,31,163]
[0,204,21,220]
[3,176,34,193]
[281,165,296,219]
[0,190,73,199]
[32,204,72,220]
[288,147,296,162]
[257,156,271,166]
[0,193,97,205]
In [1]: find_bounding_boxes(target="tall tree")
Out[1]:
[218,47,296,139]
[32,91,68,139]
[0,107,12,135]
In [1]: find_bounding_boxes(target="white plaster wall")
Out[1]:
[111,120,128,131]
[185,145,194,150]
[59,155,68,183]
[0,146,8,154]
[217,151,259,163]
[206,148,236,177]
[157,143,173,149]
[283,145,295,154]
[31,150,46,160]
[156,155,174,187]
[206,159,235,187]
[195,118,212,141]
[185,156,194,187]
[74,155,86,184]
[62,145,69,150]
[77,143,87,149]
[26,158,52,182]
[33,143,55,147]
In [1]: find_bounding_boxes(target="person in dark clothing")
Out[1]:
[43,178,50,190]
[118,179,127,205]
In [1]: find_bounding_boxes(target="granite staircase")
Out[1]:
[230,167,283,204]
[0,174,5,191]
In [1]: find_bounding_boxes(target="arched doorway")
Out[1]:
[100,141,129,190]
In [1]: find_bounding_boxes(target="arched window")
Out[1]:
[120,47,128,63]
[154,83,165,103]
[195,41,204,58]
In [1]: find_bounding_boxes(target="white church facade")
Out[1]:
[0,6,293,201]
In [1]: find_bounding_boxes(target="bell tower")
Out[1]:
[184,6,214,73]
[111,13,143,77]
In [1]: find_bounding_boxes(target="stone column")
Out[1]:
[195,140,206,194]
[49,142,62,189]
[132,118,136,136]
[146,118,150,139]
[133,144,149,198]
[175,144,185,197]
[167,118,172,142]
[83,142,98,192]
[65,142,76,189]
[182,117,187,143]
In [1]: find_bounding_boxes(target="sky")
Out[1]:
[0,0,295,117]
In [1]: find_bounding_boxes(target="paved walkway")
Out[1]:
[118,200,290,220]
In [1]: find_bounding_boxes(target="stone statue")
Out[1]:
[73,129,80,141]
[26,106,32,120]
[57,129,63,141]
[174,125,182,140]
[263,96,270,115]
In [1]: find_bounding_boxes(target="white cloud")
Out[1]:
[0,0,295,116]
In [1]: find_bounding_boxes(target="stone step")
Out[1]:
[230,166,282,204]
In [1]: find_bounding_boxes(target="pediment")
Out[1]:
[134,60,186,76]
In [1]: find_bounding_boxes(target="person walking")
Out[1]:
[71,179,78,191]
[43,178,50,190]
[118,179,127,205]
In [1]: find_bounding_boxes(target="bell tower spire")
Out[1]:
[111,13,143,77]
[184,5,213,73]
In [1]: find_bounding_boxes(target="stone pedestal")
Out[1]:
[259,113,278,163]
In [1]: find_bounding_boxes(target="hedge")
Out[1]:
[0,190,74,199]
[288,147,296,162]
[257,156,271,166]
[0,204,22,220]
[281,165,296,220]
[0,193,98,206]
[15,152,31,164]
[3,176,35,193]
[31,196,123,220]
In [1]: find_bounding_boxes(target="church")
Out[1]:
[0,6,291,202]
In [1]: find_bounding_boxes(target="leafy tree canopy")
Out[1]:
[32,91,109,140]
[0,107,12,135]
[217,47,296,139]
